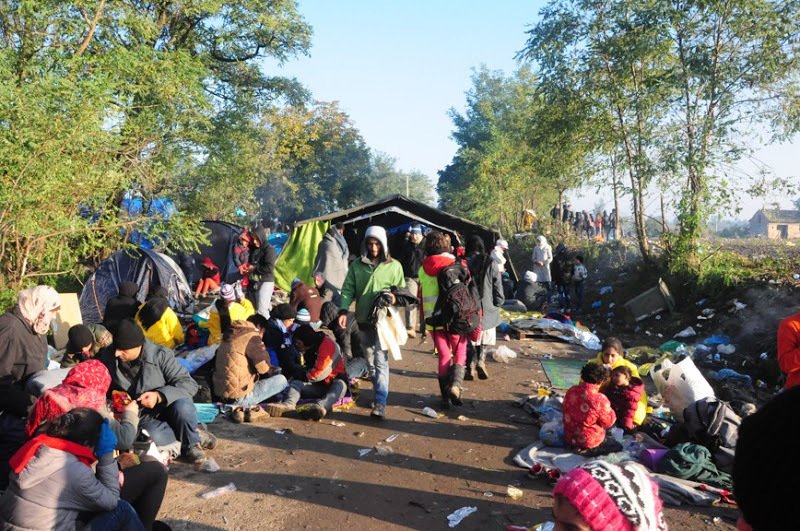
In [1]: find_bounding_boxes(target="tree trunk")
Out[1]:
[611,156,621,240]
[660,192,667,234]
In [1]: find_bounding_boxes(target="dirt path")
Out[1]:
[159,337,739,530]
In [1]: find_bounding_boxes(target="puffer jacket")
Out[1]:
[213,320,272,400]
[563,381,616,450]
[602,377,645,431]
[137,306,184,349]
[592,353,648,426]
[201,301,254,345]
[0,308,48,416]
[0,446,119,530]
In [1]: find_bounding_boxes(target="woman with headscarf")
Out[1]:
[531,235,553,294]
[136,286,184,349]
[0,286,61,490]
[24,360,169,531]
[103,280,140,333]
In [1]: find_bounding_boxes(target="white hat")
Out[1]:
[496,239,509,250]
[296,308,311,322]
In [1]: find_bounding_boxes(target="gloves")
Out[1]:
[95,418,118,457]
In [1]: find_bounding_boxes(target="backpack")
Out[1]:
[467,254,493,299]
[425,262,481,336]
[682,397,741,474]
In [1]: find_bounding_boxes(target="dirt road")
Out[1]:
[159,337,739,530]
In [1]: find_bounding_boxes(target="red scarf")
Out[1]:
[9,434,97,474]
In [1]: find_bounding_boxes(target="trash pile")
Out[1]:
[507,317,601,350]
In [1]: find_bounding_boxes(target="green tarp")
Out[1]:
[273,220,330,291]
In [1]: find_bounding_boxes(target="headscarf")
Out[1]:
[25,360,111,437]
[536,235,549,247]
[553,460,668,531]
[17,285,61,335]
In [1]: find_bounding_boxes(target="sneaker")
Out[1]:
[185,444,206,464]
[476,363,489,380]
[370,403,386,419]
[229,408,245,424]
[198,429,217,450]
[406,328,417,338]
[464,367,475,381]
[263,402,293,418]
[302,404,326,421]
[244,406,270,422]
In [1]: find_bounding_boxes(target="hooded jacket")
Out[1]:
[213,320,273,400]
[200,301,254,345]
[532,237,553,283]
[313,227,350,289]
[250,227,277,284]
[289,281,323,322]
[563,381,617,450]
[467,253,505,330]
[0,307,49,416]
[338,226,405,325]
[602,377,645,431]
[418,253,456,331]
[136,299,184,349]
[0,446,120,531]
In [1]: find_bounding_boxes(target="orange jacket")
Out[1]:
[778,312,800,388]
[306,336,346,385]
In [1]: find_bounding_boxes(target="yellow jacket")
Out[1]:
[202,301,255,345]
[593,353,648,425]
[137,307,184,349]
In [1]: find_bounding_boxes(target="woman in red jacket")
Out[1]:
[562,362,619,456]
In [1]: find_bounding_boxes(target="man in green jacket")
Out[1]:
[338,225,405,419]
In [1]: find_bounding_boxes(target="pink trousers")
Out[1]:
[432,330,467,377]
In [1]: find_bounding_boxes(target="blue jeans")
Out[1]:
[234,374,289,408]
[573,281,585,311]
[88,500,145,531]
[139,398,200,451]
[360,325,389,405]
[283,379,348,412]
[346,357,369,379]
[557,284,571,308]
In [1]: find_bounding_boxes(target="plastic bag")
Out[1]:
[539,419,565,447]
[651,357,715,415]
[491,345,518,363]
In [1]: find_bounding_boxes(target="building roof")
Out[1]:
[756,209,800,224]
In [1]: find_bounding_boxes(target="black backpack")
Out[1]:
[425,262,481,335]
[683,397,741,474]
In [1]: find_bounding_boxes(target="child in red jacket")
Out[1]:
[602,365,645,432]
[562,362,619,456]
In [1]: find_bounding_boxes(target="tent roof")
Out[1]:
[296,194,516,279]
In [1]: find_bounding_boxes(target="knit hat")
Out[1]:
[272,303,297,321]
[113,319,145,350]
[553,460,667,531]
[220,283,236,302]
[296,308,311,323]
[496,239,509,251]
[119,281,138,298]
[66,324,94,353]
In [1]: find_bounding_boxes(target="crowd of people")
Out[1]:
[550,203,618,241]
[0,222,798,530]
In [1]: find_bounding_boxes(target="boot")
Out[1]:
[449,364,465,406]
[437,376,451,410]
[475,345,489,380]
[464,343,476,381]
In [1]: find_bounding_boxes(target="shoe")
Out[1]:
[464,366,475,381]
[198,428,217,450]
[437,376,451,410]
[229,408,245,424]
[245,406,270,422]
[185,444,206,464]
[370,403,386,419]
[476,363,489,380]
[302,404,327,421]
[406,328,417,338]
[263,402,293,418]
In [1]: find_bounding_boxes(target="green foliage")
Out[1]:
[368,152,435,205]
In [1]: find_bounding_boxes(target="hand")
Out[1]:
[95,419,118,457]
[117,452,141,470]
[387,293,396,305]
[337,314,347,329]
[124,399,139,416]
[137,391,162,409]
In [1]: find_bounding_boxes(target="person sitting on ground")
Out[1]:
[264,303,302,378]
[200,283,254,345]
[734,385,800,530]
[314,272,342,306]
[98,319,215,464]
[0,408,145,530]
[103,280,140,333]
[777,308,800,388]
[419,230,468,409]
[23,360,169,531]
[62,324,99,367]
[563,362,619,456]
[320,301,364,364]
[0,285,61,490]
[136,286,184,350]
[593,336,647,426]
[212,307,289,423]
[264,325,363,421]
[601,365,645,432]
[289,277,323,326]
[195,256,221,299]
[551,459,668,531]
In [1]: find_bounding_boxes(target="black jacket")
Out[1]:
[103,295,140,333]
[250,244,277,283]
[0,308,49,416]
[400,240,424,279]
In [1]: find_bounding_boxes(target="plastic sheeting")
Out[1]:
[510,318,601,350]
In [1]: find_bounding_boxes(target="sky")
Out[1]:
[264,0,799,219]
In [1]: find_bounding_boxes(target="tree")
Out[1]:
[368,152,435,205]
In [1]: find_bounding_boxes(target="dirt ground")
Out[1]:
[159,336,740,531]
